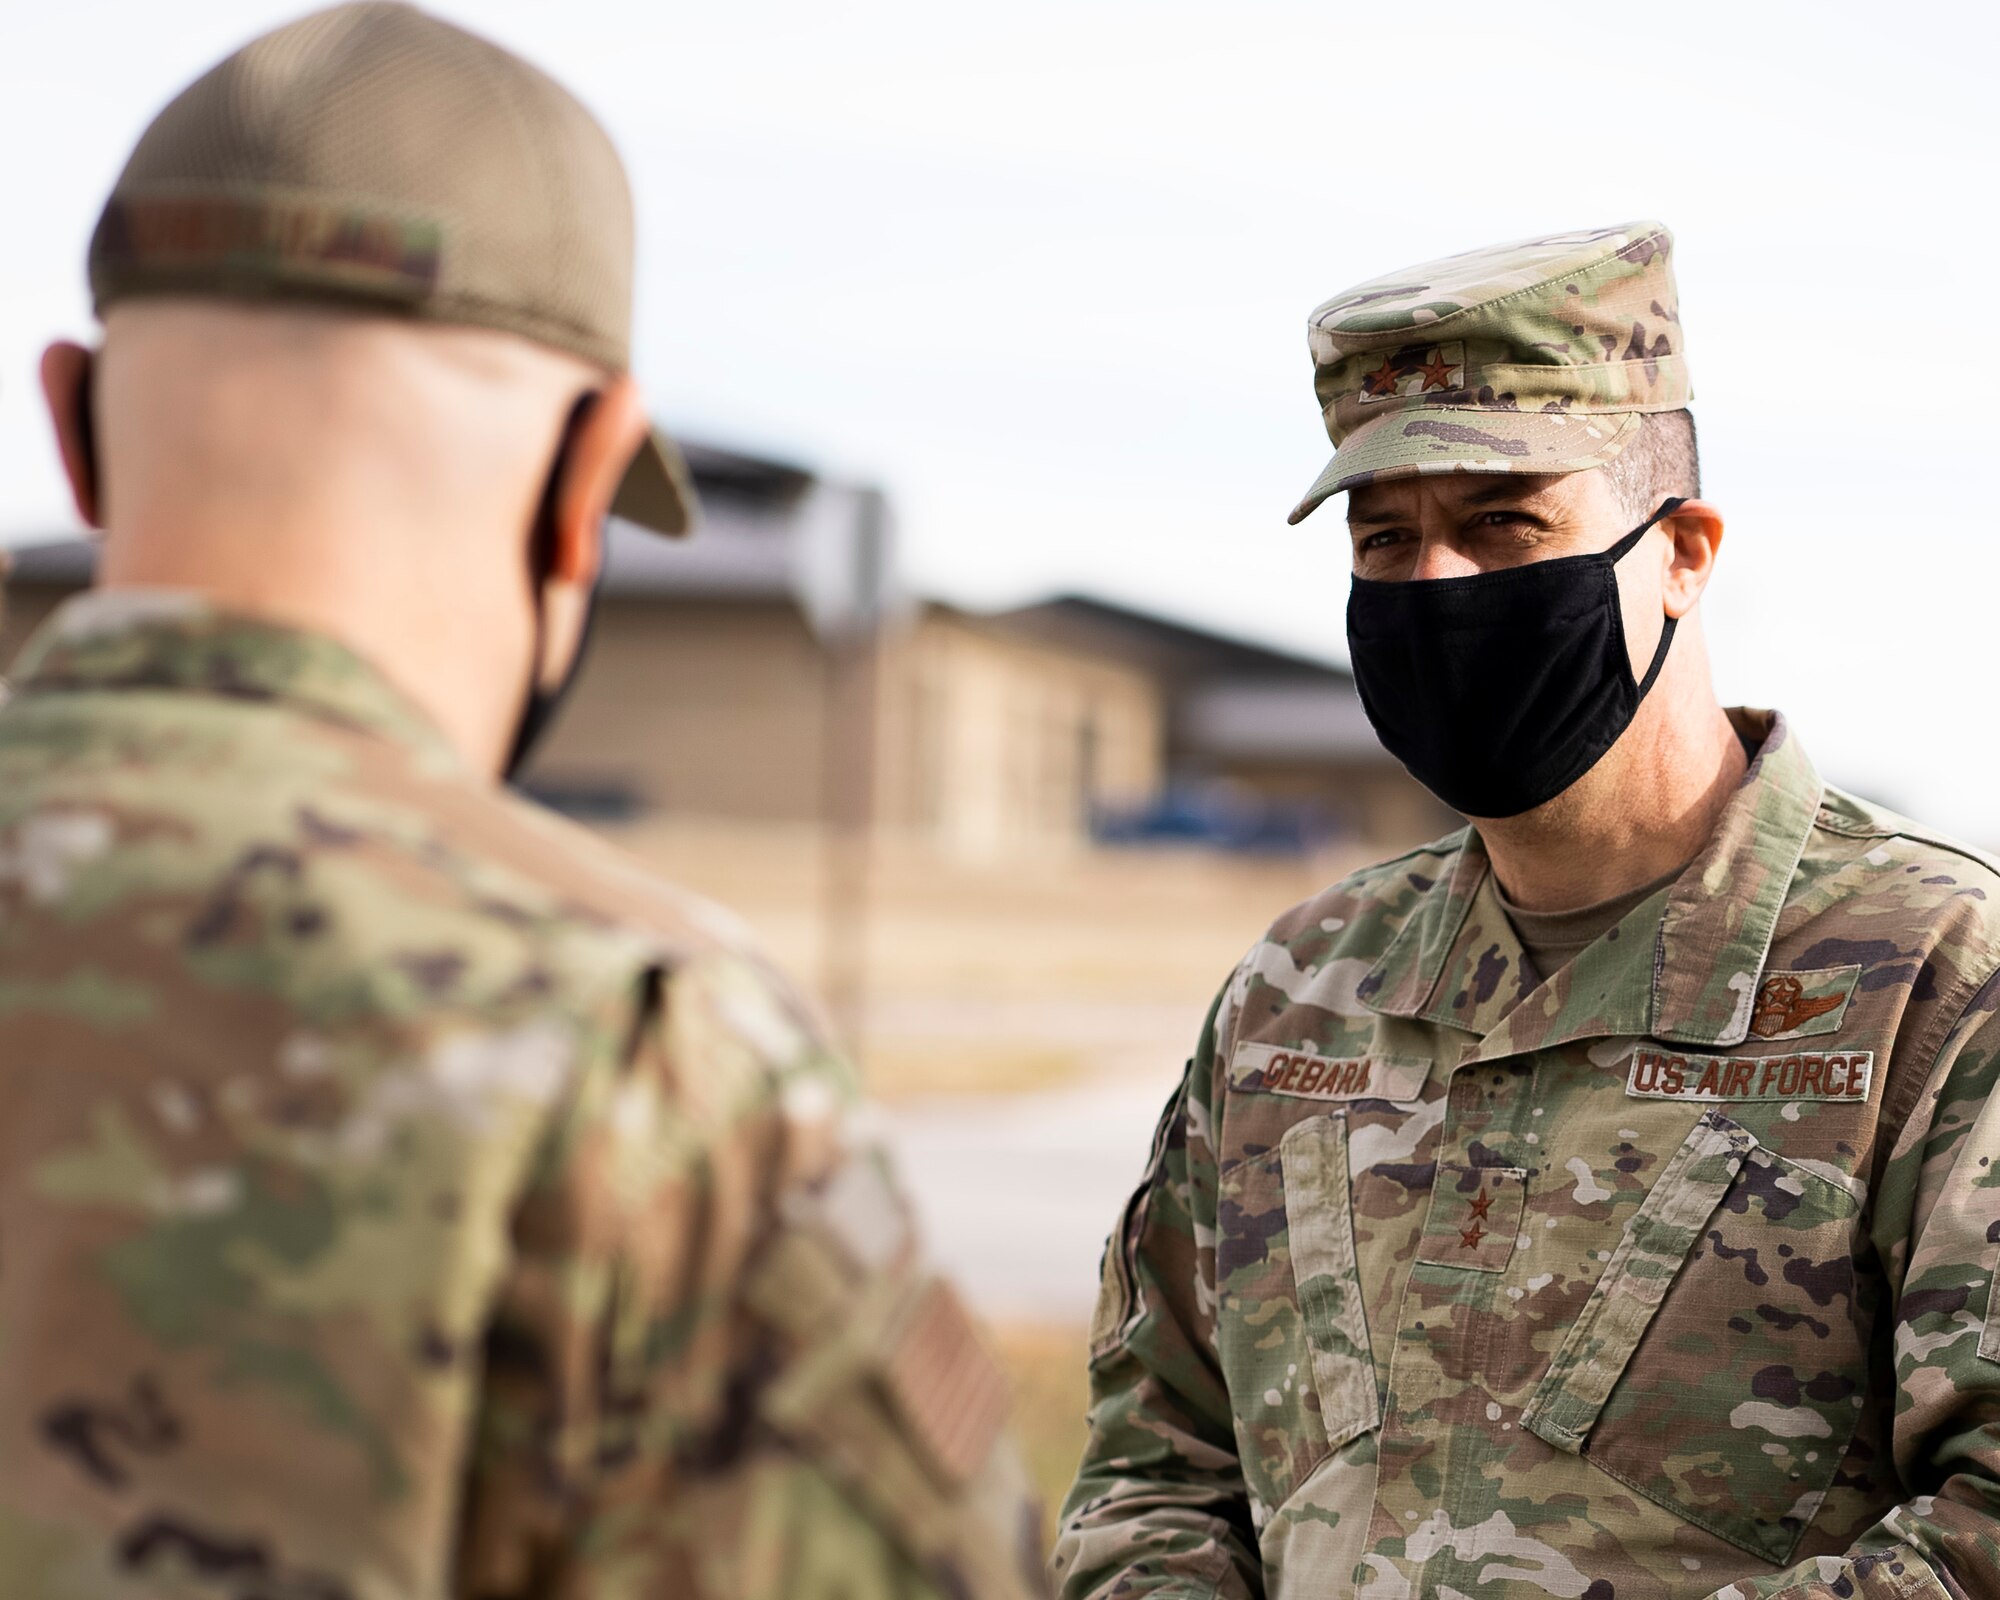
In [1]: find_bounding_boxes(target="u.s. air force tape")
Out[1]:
[1624,1046,1873,1103]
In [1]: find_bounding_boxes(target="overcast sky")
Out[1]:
[5,2,1995,835]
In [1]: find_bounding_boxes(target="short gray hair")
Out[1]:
[1603,409,1700,523]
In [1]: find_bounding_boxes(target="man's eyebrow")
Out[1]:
[1348,480,1556,525]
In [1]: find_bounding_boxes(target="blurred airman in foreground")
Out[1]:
[0,6,1041,1595]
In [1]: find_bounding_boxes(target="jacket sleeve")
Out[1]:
[1708,971,2000,1600]
[455,951,1047,1600]
[1052,984,1261,1600]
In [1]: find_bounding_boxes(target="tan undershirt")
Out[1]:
[1495,863,1686,981]
[1493,730,1754,979]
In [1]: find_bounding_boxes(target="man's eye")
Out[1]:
[1358,530,1406,552]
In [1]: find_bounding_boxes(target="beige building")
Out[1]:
[973,596,1453,854]
[0,443,1447,861]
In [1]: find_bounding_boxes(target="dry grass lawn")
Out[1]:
[991,1324,1094,1525]
[864,1040,1090,1100]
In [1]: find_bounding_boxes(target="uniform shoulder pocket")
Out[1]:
[1213,1108,1381,1518]
[1089,1075,1186,1364]
[1278,1113,1380,1451]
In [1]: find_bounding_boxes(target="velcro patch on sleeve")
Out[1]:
[880,1278,1011,1488]
[1231,1042,1431,1104]
[1625,1046,1874,1103]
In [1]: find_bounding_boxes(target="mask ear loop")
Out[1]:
[503,391,601,782]
[76,356,101,522]
[1614,496,1690,699]
[1605,494,1687,562]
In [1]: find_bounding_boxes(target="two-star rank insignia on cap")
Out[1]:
[1356,342,1466,403]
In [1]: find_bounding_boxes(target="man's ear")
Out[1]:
[1661,498,1724,619]
[39,342,102,529]
[548,375,649,587]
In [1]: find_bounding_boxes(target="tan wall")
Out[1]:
[529,600,1169,859]
[535,601,1165,855]
[525,596,832,822]
[873,612,1165,858]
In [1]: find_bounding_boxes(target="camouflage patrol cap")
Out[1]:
[1288,221,1688,524]
[87,1,697,537]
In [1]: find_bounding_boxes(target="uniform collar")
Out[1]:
[9,590,463,769]
[1360,709,1821,1057]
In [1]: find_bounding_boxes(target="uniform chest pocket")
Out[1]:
[1522,1108,1870,1566]
[1216,1111,1381,1517]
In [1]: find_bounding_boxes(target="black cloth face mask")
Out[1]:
[503,394,605,784]
[1345,497,1686,819]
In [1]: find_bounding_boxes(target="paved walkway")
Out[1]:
[883,1066,1179,1324]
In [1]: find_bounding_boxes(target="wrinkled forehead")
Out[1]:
[1345,471,1590,523]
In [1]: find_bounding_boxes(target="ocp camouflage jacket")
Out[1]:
[1057,710,2000,1600]
[0,593,1042,1600]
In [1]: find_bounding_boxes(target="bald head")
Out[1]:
[41,298,653,775]
[93,299,601,561]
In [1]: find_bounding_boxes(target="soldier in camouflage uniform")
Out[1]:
[0,6,1042,1596]
[1055,222,2000,1597]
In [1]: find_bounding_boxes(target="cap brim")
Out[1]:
[612,424,701,537]
[1286,407,1643,525]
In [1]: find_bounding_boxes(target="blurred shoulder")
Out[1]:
[0,611,841,1101]
[460,784,822,982]
[439,795,861,1147]
[0,668,836,1080]
[359,768,845,1082]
